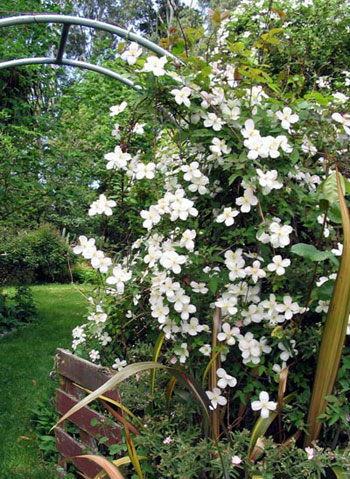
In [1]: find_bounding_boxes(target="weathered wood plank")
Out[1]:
[56,427,101,478]
[56,348,119,401]
[56,388,122,445]
[63,377,102,448]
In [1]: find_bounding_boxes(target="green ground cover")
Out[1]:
[0,284,89,479]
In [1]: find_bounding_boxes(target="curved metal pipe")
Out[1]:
[0,14,182,63]
[0,57,141,90]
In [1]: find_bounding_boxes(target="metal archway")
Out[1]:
[0,14,181,89]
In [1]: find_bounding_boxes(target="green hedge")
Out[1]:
[0,224,75,284]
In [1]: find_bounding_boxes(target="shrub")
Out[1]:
[0,285,37,333]
[71,260,100,284]
[0,224,75,284]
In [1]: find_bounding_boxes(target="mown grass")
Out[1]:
[0,284,89,479]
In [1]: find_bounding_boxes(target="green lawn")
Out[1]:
[0,284,89,479]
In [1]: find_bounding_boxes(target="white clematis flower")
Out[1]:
[110,101,127,116]
[267,255,291,276]
[276,107,299,130]
[206,387,227,409]
[171,87,192,107]
[142,56,168,76]
[216,368,237,389]
[251,391,277,418]
[160,251,187,274]
[121,42,142,65]
[216,207,239,226]
[106,265,132,294]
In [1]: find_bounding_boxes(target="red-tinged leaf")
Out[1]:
[166,376,177,410]
[116,399,143,479]
[173,370,210,423]
[94,457,148,479]
[75,383,143,430]
[124,421,143,479]
[75,455,124,479]
[101,399,140,436]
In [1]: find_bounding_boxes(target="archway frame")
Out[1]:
[0,14,182,89]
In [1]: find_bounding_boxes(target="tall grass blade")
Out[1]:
[151,332,165,396]
[101,400,141,436]
[174,370,211,425]
[94,457,148,479]
[75,384,144,430]
[201,344,225,388]
[119,405,143,479]
[75,454,125,479]
[305,170,350,446]
[52,362,166,430]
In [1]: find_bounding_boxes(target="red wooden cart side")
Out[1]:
[55,348,123,478]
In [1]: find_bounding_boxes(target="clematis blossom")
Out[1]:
[251,391,277,418]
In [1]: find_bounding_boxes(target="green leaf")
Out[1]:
[191,129,214,138]
[297,101,309,109]
[317,280,335,301]
[291,243,333,262]
[290,149,299,164]
[228,41,245,52]
[305,92,331,105]
[330,466,349,479]
[322,172,346,205]
[328,203,343,224]
[311,251,334,261]
[228,172,241,185]
[172,40,185,56]
[90,417,99,427]
[99,436,109,445]
[291,243,319,259]
[344,176,350,194]
[208,276,219,294]
[329,414,340,425]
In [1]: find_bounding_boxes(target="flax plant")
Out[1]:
[305,171,350,446]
